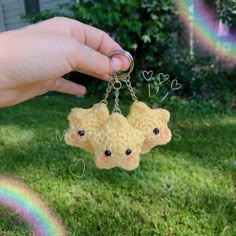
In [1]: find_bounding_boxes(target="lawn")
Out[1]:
[0,93,235,236]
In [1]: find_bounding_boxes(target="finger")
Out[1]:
[0,78,86,107]
[0,81,52,107]
[67,40,132,80]
[79,23,130,71]
[50,77,86,95]
[74,70,111,82]
[27,17,130,71]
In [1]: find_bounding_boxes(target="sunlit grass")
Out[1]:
[0,94,235,235]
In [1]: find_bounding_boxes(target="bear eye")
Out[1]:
[78,130,85,136]
[153,128,160,135]
[125,149,132,155]
[104,150,112,156]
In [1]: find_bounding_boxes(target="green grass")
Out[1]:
[0,93,235,236]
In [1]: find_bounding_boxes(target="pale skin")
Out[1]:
[0,17,130,108]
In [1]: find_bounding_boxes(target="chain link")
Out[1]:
[124,76,137,101]
[101,76,137,112]
[101,51,137,113]
[101,79,114,104]
[112,80,122,113]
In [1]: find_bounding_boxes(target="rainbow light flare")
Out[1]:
[0,176,67,236]
[176,0,236,61]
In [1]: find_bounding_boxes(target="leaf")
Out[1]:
[141,35,151,43]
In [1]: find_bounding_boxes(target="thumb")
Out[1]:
[51,77,86,96]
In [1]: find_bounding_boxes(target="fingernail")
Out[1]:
[112,58,122,71]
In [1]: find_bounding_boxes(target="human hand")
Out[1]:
[0,17,130,108]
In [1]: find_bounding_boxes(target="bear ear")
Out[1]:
[156,109,170,122]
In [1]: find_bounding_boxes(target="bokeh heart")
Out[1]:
[143,70,153,81]
[171,79,182,91]
[158,73,169,84]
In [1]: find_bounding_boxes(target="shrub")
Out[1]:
[23,0,236,106]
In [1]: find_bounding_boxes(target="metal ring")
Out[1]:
[110,57,117,79]
[112,80,122,90]
[109,49,134,80]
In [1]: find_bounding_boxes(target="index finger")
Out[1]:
[71,21,131,71]
[29,17,131,71]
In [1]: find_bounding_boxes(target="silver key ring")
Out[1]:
[109,49,134,80]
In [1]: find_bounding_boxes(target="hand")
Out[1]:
[0,17,130,108]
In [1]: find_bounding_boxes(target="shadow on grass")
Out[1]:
[166,121,236,174]
[55,179,236,235]
[0,120,235,177]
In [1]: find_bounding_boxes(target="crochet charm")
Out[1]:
[64,49,172,171]
[90,113,144,171]
[64,103,109,153]
[127,101,171,154]
[65,102,171,170]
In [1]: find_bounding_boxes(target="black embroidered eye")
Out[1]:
[104,150,112,156]
[125,149,132,155]
[78,130,85,136]
[153,128,159,135]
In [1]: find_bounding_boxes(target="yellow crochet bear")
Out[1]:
[64,103,109,153]
[127,101,171,154]
[90,113,145,171]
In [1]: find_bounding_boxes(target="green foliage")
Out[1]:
[23,10,56,23]
[23,0,236,102]
[160,48,236,97]
[217,0,236,28]
[146,45,236,111]
[24,0,177,71]
[23,0,177,88]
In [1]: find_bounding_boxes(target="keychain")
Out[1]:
[65,50,171,171]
